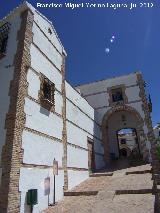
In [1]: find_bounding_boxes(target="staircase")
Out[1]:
[44,164,156,213]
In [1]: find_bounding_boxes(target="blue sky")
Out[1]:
[0,0,159,125]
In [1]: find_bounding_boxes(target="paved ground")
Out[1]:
[43,164,154,213]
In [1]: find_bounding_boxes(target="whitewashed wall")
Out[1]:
[76,72,151,160]
[76,73,146,126]
[19,7,65,213]
[68,170,89,190]
[78,73,138,95]
[32,23,62,71]
[24,98,63,139]
[19,168,64,213]
[0,13,21,184]
[30,45,62,92]
[18,5,105,212]
[22,130,63,166]
[66,82,105,189]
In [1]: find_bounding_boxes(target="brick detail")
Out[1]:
[61,53,68,191]
[137,73,158,169]
[90,172,113,177]
[125,169,151,175]
[115,189,156,195]
[64,191,98,196]
[137,73,160,209]
[0,10,34,213]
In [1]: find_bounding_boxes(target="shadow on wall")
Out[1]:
[93,110,106,171]
[24,193,30,213]
[40,107,50,117]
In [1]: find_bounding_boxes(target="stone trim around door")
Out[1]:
[101,104,146,163]
[0,9,34,213]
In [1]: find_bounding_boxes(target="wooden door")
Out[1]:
[87,139,95,172]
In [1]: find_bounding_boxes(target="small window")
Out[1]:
[121,114,126,122]
[48,28,52,35]
[111,88,123,102]
[40,76,55,111]
[121,138,126,144]
[0,23,10,56]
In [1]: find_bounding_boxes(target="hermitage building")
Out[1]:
[0,2,156,213]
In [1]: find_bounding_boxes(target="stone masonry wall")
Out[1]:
[0,9,34,213]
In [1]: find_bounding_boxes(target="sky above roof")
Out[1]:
[0,0,159,125]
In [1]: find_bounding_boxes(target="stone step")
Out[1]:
[115,189,160,195]
[126,169,151,175]
[90,172,113,177]
[64,191,98,196]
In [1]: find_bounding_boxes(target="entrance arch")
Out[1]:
[102,105,148,163]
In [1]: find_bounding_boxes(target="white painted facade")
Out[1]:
[0,9,22,184]
[0,2,104,212]
[0,2,153,213]
[76,72,152,160]
[18,3,101,212]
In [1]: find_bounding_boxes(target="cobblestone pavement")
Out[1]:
[43,164,154,213]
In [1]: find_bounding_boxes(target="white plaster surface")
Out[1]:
[68,170,89,190]
[55,91,63,115]
[32,9,63,54]
[84,92,109,109]
[127,102,145,119]
[66,100,94,135]
[30,44,62,92]
[66,121,88,149]
[126,86,140,102]
[66,81,94,119]
[32,23,62,71]
[24,98,63,139]
[0,14,21,169]
[19,168,64,213]
[27,68,63,115]
[22,130,63,166]
[76,73,138,96]
[67,145,88,168]
[27,68,40,100]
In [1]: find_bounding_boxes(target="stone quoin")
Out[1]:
[0,1,156,213]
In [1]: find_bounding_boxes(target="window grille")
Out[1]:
[112,88,123,102]
[121,139,126,144]
[40,75,55,111]
[42,78,55,103]
[0,22,10,54]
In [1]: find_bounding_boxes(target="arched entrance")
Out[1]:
[117,128,140,158]
[102,105,148,164]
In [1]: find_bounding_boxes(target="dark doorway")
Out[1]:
[87,139,95,173]
[120,148,127,157]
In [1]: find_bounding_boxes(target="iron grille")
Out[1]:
[0,22,10,54]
